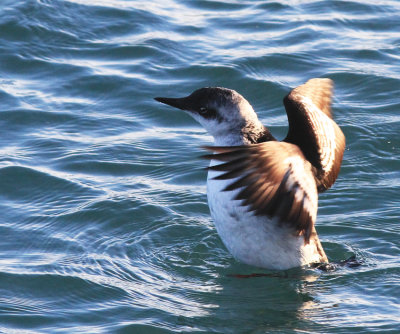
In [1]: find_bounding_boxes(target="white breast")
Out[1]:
[207,165,322,270]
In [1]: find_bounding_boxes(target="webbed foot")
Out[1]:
[312,255,363,272]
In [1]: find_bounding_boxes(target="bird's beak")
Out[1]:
[154,96,189,111]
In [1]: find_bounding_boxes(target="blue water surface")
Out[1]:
[0,0,399,333]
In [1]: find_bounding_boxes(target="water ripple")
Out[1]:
[0,0,399,332]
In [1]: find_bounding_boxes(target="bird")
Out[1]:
[154,78,345,270]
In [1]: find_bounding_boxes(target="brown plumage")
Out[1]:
[203,78,345,243]
[283,78,346,192]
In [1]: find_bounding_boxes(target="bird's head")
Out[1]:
[155,87,262,144]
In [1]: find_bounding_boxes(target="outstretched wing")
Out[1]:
[283,78,345,192]
[203,142,318,243]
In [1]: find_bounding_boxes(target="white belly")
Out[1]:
[207,169,323,270]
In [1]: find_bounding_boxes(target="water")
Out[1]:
[0,0,399,332]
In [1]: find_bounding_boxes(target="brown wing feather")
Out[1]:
[204,142,318,243]
[289,78,334,118]
[283,78,345,192]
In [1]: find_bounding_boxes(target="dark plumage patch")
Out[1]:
[242,125,276,144]
[155,87,237,122]
[283,78,345,192]
[203,142,318,243]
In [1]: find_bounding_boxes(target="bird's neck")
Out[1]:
[213,122,276,146]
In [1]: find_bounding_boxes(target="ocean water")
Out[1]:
[0,0,399,333]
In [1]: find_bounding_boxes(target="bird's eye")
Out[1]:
[199,107,208,114]
[198,106,218,120]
